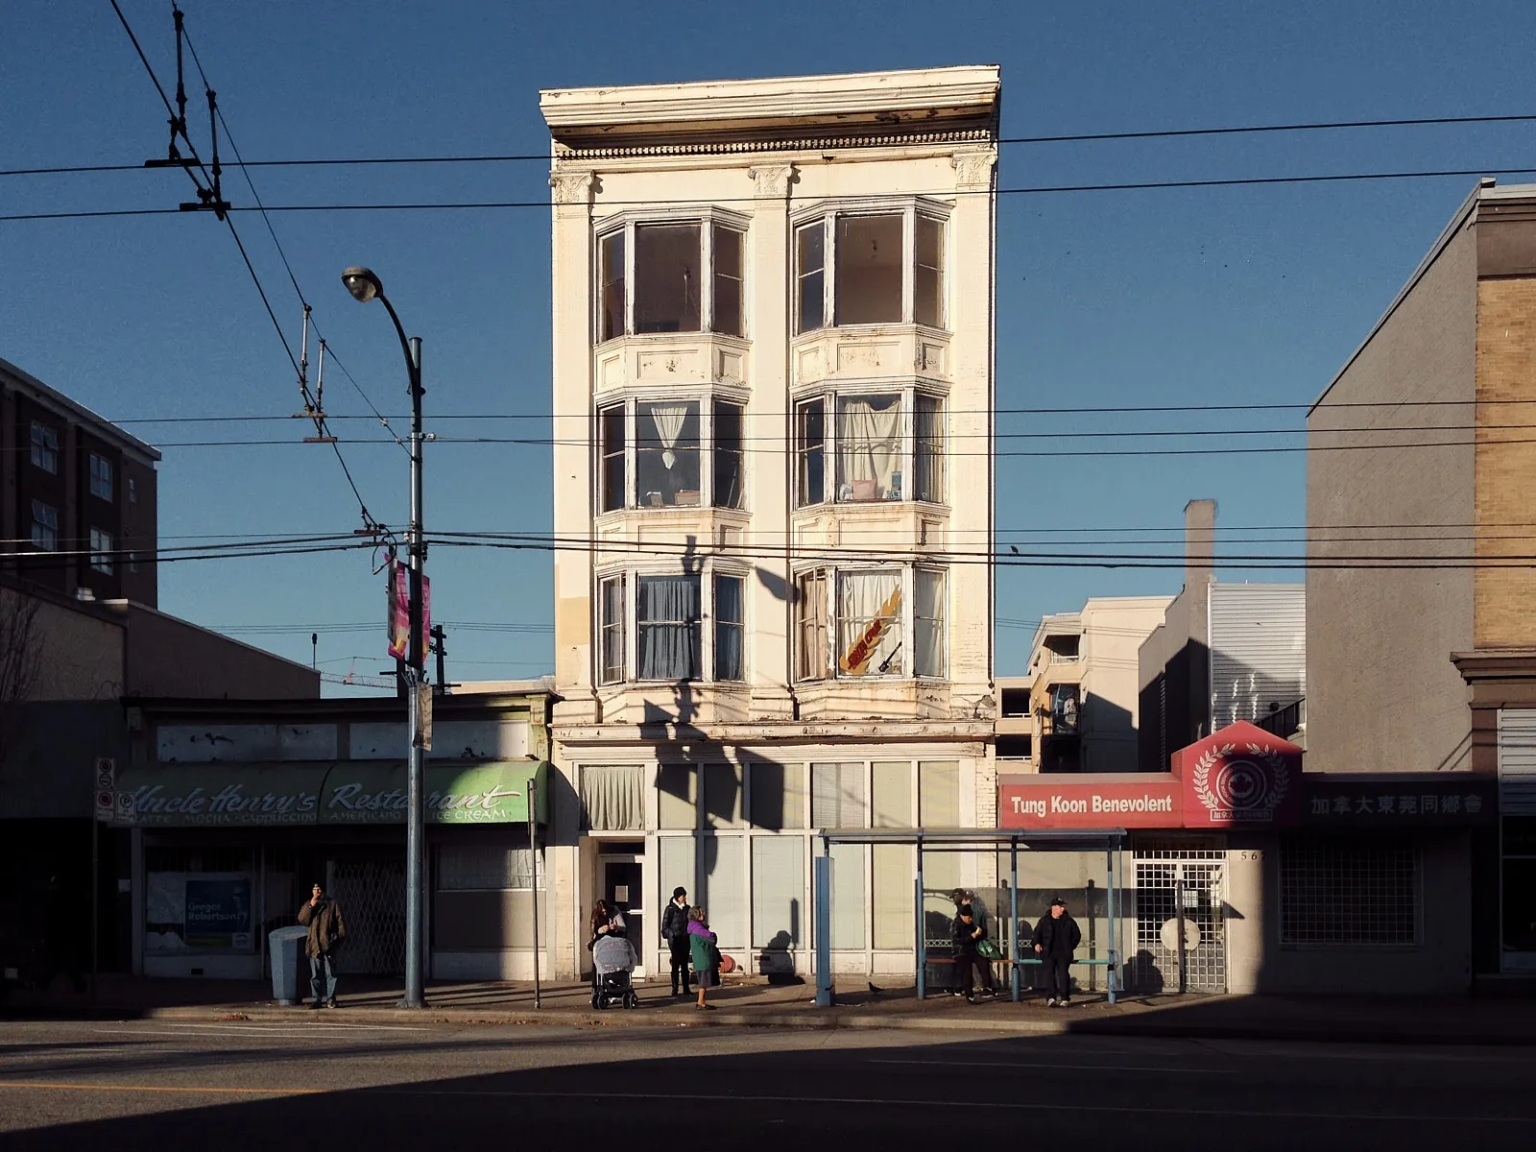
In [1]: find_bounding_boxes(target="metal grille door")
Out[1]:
[328,859,406,976]
[1132,851,1226,993]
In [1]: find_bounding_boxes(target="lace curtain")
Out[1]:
[649,405,688,469]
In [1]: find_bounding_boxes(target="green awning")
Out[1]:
[117,760,549,828]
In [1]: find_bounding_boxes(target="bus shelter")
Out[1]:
[813,828,1128,1007]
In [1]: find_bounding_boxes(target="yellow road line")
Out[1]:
[0,1082,321,1096]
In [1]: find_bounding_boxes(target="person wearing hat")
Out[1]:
[1033,896,1081,1007]
[297,882,346,1009]
[660,885,694,997]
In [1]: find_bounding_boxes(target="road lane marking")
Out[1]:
[869,1058,1240,1074]
[0,1082,321,1096]
[378,1089,1533,1125]
[89,1029,330,1040]
[162,1021,433,1033]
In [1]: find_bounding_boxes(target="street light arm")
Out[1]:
[374,291,421,397]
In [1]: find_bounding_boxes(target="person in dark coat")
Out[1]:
[297,882,346,1009]
[660,886,693,997]
[951,903,994,1003]
[1033,896,1082,1007]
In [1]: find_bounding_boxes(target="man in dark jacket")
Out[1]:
[951,903,994,1003]
[1033,896,1081,1007]
[297,882,345,1009]
[660,886,692,997]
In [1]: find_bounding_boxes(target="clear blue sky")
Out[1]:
[5,0,1535,684]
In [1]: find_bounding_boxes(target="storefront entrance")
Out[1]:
[599,847,645,977]
[1132,846,1227,993]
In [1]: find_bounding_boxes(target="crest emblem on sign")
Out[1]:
[1193,742,1290,823]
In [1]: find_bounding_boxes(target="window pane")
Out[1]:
[914,569,946,678]
[796,400,825,508]
[749,761,805,831]
[703,763,743,829]
[634,223,701,334]
[599,405,626,512]
[812,763,865,828]
[713,402,743,509]
[835,214,902,325]
[657,764,697,830]
[700,835,744,949]
[580,765,645,830]
[90,527,114,575]
[873,843,914,949]
[660,836,696,911]
[599,575,625,684]
[872,761,913,828]
[636,401,701,508]
[637,574,701,680]
[90,454,113,501]
[836,570,902,677]
[915,395,943,503]
[30,423,58,473]
[919,761,960,826]
[828,842,866,949]
[796,222,824,334]
[712,224,743,338]
[713,574,744,681]
[600,231,625,341]
[753,836,804,949]
[30,500,58,551]
[837,394,902,502]
[795,571,827,681]
[915,215,944,327]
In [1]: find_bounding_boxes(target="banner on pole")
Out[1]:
[387,561,431,660]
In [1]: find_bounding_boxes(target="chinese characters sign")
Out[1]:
[1301,775,1497,827]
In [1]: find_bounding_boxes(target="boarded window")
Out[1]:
[703,763,743,829]
[872,761,912,828]
[873,843,914,949]
[827,843,866,949]
[438,844,538,890]
[700,835,744,949]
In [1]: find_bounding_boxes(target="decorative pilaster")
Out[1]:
[748,163,797,200]
[951,148,997,192]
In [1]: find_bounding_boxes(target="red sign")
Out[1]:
[1174,721,1302,827]
[1000,775,1183,829]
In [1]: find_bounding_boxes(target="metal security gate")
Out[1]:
[1132,847,1226,993]
[327,858,406,976]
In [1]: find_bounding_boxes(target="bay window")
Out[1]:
[795,388,946,506]
[795,565,948,681]
[637,401,701,507]
[596,216,748,342]
[596,397,745,512]
[714,573,744,681]
[638,574,701,680]
[598,566,749,684]
[794,205,947,334]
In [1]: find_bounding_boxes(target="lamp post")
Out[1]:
[342,265,427,1009]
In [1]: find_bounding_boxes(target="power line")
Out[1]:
[7,166,1536,223]
[9,111,1536,178]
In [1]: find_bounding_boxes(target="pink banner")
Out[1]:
[386,561,430,661]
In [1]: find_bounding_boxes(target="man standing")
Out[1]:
[1033,896,1081,1007]
[660,886,692,997]
[297,882,345,1009]
[951,903,995,1004]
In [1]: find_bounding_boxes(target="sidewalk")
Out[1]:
[7,973,1536,1046]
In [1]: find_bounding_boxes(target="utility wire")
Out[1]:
[7,165,1536,223]
[8,110,1536,177]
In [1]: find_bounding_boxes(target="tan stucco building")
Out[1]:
[1307,179,1536,986]
[538,67,1000,981]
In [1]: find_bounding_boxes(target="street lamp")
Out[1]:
[342,264,428,1010]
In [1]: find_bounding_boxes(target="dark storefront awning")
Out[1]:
[115,760,549,828]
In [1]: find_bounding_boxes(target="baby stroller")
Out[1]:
[591,933,639,1010]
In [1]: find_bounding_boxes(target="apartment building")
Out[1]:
[996,597,1171,773]
[539,67,1000,981]
[1310,180,1536,985]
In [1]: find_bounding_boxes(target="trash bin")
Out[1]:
[269,926,310,1006]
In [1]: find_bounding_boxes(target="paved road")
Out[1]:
[1,1019,1534,1150]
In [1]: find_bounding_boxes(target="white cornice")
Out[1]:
[540,65,1000,134]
